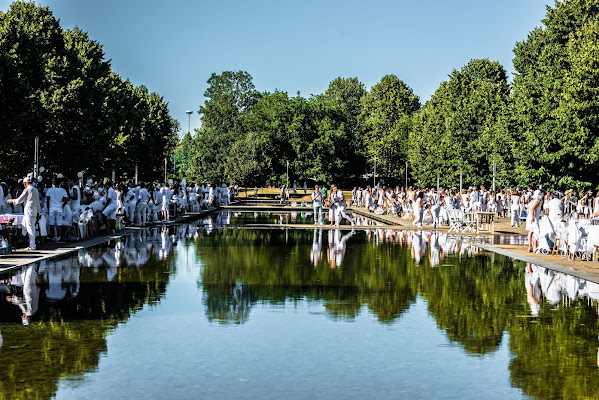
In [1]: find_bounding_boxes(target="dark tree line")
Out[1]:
[0,2,179,182]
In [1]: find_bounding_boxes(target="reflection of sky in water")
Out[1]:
[1,221,599,399]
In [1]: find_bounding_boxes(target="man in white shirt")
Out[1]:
[546,191,564,224]
[136,182,150,227]
[311,185,324,225]
[8,177,41,250]
[46,180,68,241]
[330,185,354,226]
[102,181,118,232]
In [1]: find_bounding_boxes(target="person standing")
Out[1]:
[8,177,40,250]
[311,185,323,225]
[430,190,441,229]
[68,178,81,215]
[526,190,542,252]
[510,189,521,227]
[413,191,424,228]
[46,179,68,241]
[546,191,564,225]
[303,181,307,195]
[102,181,118,233]
[137,182,150,227]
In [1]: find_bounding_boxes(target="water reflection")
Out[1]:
[0,226,184,400]
[198,210,385,227]
[2,221,599,399]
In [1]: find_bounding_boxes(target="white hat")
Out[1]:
[23,177,31,183]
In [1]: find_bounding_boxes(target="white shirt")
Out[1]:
[138,188,150,203]
[13,185,41,217]
[311,190,323,207]
[46,186,68,212]
[69,185,81,209]
[547,198,564,221]
[106,187,117,205]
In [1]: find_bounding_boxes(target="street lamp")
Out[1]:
[185,110,193,134]
[34,136,39,179]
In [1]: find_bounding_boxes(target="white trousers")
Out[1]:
[136,203,148,226]
[335,206,354,226]
[431,205,441,227]
[23,214,36,249]
[511,207,520,227]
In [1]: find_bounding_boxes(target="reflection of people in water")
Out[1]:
[411,231,424,264]
[327,229,354,268]
[6,266,39,325]
[45,260,67,302]
[428,232,441,267]
[310,229,323,268]
[525,263,542,316]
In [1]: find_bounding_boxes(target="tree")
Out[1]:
[191,71,260,183]
[0,1,64,177]
[409,59,511,187]
[511,0,599,190]
[360,75,420,181]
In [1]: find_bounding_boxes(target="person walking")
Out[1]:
[8,177,41,250]
[330,185,354,226]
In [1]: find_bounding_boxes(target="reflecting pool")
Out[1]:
[198,210,385,227]
[1,222,599,399]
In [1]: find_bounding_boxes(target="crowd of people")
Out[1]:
[0,174,237,251]
[343,185,598,227]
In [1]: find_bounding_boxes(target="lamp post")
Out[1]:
[34,136,39,179]
[373,156,376,188]
[286,160,289,187]
[185,110,193,134]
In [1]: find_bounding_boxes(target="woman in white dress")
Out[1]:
[526,190,542,252]
[412,191,424,228]
[460,189,469,212]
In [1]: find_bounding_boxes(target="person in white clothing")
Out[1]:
[430,190,441,228]
[311,185,324,225]
[546,191,564,225]
[102,182,118,232]
[160,184,170,220]
[8,177,41,250]
[330,185,354,226]
[68,178,81,214]
[526,190,542,252]
[136,182,150,226]
[510,190,521,227]
[46,180,68,241]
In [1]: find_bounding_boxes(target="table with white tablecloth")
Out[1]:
[0,213,24,227]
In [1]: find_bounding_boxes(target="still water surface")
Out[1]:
[1,219,599,399]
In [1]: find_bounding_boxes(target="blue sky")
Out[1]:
[1,0,550,134]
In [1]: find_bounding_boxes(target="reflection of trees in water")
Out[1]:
[197,227,599,398]
[198,229,417,324]
[0,240,177,400]
[414,255,524,354]
[508,301,599,399]
[203,283,258,324]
